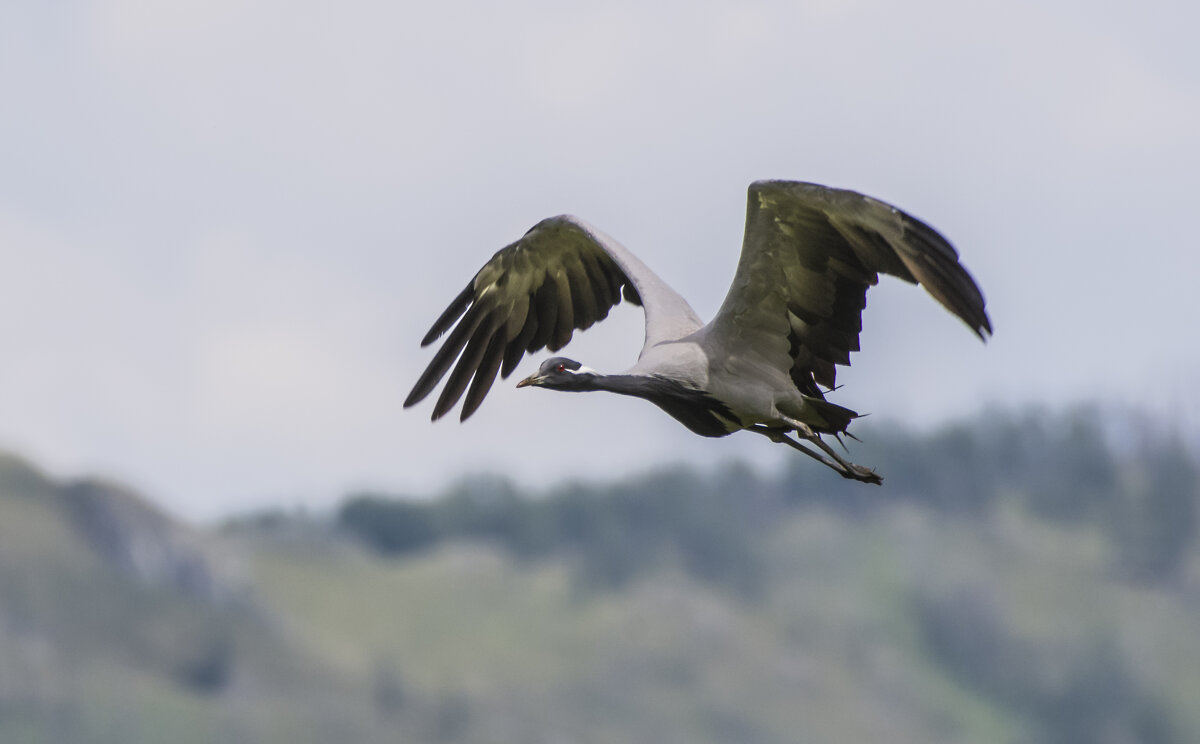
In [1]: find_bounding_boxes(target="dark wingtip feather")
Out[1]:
[460,333,506,421]
[431,316,502,420]
[421,284,474,347]
[501,311,539,379]
[406,305,488,408]
[895,215,993,343]
[974,313,994,341]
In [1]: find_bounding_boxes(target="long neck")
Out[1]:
[582,374,740,438]
[551,373,655,397]
[583,374,651,397]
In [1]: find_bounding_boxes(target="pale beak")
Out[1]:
[516,373,542,388]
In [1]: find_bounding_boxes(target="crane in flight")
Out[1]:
[406,181,991,484]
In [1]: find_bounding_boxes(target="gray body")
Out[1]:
[405,181,991,483]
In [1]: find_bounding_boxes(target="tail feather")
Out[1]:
[800,396,859,435]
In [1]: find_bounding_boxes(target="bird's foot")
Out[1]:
[840,463,882,485]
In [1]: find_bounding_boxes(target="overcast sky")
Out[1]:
[1,1,1197,520]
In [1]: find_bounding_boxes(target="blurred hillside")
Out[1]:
[1,407,1198,743]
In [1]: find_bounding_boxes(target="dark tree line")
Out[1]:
[339,466,773,596]
[328,407,1199,591]
[793,406,1199,582]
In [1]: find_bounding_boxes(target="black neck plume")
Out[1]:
[583,374,739,438]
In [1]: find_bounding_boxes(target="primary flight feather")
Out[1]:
[405,180,991,483]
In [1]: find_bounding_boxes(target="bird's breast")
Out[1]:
[628,375,741,438]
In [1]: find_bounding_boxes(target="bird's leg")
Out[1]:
[748,424,881,484]
[777,418,883,485]
[748,425,848,472]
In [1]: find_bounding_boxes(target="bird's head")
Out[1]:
[516,357,600,391]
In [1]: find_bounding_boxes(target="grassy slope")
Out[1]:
[248,500,1200,744]
[3,446,1198,743]
[0,455,385,744]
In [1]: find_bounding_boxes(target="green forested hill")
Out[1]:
[1,408,1198,743]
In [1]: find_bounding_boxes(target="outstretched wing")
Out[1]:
[406,215,703,421]
[704,181,991,398]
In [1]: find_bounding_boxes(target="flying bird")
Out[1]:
[405,181,991,483]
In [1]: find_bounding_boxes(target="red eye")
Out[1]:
[556,363,566,372]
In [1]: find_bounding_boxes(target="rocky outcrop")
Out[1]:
[59,478,245,604]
